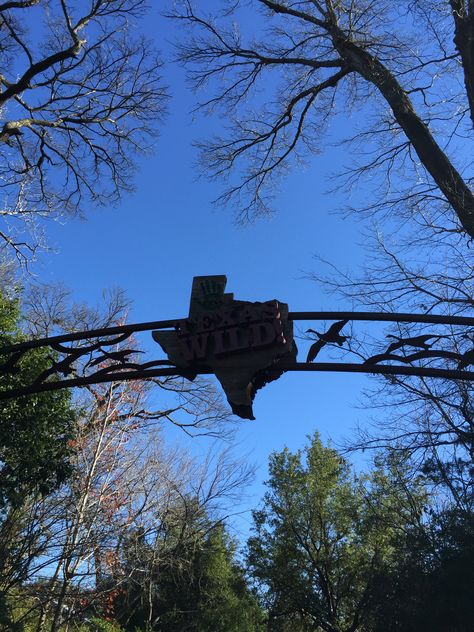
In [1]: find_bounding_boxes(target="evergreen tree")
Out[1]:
[116,506,264,632]
[247,434,426,631]
[0,291,75,507]
[370,508,474,632]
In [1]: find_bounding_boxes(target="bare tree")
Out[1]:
[0,0,167,260]
[0,377,252,632]
[19,281,239,440]
[169,2,474,494]
[0,283,250,630]
[308,229,474,512]
[171,0,474,237]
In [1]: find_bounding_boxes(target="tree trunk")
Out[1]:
[451,2,474,128]
[338,38,474,239]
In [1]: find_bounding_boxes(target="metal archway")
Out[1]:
[1,276,473,418]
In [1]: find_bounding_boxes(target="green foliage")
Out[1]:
[370,509,474,632]
[0,292,75,507]
[0,588,42,632]
[189,524,264,632]
[0,591,22,632]
[247,433,426,631]
[86,618,126,632]
[116,509,264,632]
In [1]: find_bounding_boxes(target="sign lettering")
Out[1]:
[153,276,297,419]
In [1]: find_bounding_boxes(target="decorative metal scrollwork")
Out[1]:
[0,310,472,403]
[0,319,182,400]
[0,268,473,420]
[290,311,474,383]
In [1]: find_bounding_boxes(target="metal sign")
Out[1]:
[0,275,473,419]
[152,276,296,418]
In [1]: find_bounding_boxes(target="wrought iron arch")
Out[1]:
[1,277,473,418]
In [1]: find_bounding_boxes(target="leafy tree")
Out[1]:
[0,291,75,507]
[0,290,75,630]
[369,508,474,632]
[193,524,264,632]
[247,433,426,632]
[117,508,264,632]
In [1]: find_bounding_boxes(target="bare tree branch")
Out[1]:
[0,1,167,261]
[172,0,474,236]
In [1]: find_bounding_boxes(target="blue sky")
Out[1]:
[31,2,380,539]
